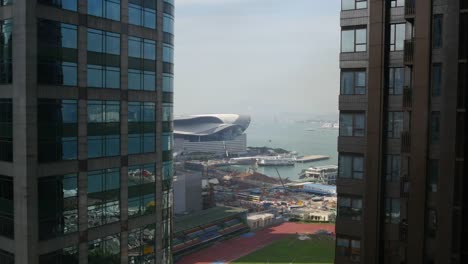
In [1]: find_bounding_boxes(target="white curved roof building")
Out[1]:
[174,114,251,155]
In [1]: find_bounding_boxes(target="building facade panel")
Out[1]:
[337,0,465,263]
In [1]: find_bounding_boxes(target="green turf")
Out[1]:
[232,235,335,264]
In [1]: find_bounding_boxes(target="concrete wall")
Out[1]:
[173,170,202,214]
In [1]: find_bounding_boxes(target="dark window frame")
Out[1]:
[426,208,437,237]
[341,26,367,53]
[431,63,442,97]
[430,111,440,144]
[340,69,366,95]
[390,0,405,7]
[339,112,366,137]
[0,99,12,162]
[0,249,14,264]
[341,0,367,10]
[388,67,405,95]
[385,154,401,182]
[427,159,439,192]
[433,14,443,49]
[338,196,363,221]
[389,23,406,51]
[338,153,364,180]
[385,198,401,224]
[386,111,404,138]
[336,235,361,261]
[0,175,13,239]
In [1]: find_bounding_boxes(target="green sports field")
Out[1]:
[232,235,335,264]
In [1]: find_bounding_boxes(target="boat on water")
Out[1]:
[298,165,338,185]
[257,156,296,166]
[320,122,339,129]
[229,157,257,165]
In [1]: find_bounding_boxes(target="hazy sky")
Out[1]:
[175,0,340,119]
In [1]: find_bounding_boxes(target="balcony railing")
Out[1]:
[403,86,412,109]
[405,0,415,20]
[399,220,408,242]
[401,131,411,153]
[404,40,414,65]
[400,177,410,197]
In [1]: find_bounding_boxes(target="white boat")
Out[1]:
[299,165,338,184]
[320,122,339,129]
[320,122,333,128]
[257,156,296,166]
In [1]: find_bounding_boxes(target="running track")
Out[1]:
[176,222,335,264]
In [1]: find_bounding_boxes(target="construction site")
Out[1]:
[180,160,336,215]
[171,151,338,262]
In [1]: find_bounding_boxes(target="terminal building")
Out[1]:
[174,114,251,156]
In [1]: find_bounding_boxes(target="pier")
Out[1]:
[295,155,330,163]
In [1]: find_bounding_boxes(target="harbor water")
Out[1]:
[231,118,339,181]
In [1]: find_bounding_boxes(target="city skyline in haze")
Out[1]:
[175,0,340,120]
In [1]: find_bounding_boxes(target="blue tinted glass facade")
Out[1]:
[162,133,173,162]
[87,101,120,158]
[38,0,77,11]
[38,20,78,86]
[128,164,156,218]
[128,36,156,91]
[128,102,155,154]
[0,19,12,84]
[88,0,120,21]
[38,174,78,240]
[128,225,156,262]
[87,29,121,89]
[0,175,13,239]
[38,99,78,162]
[0,99,12,162]
[129,0,156,29]
[87,168,120,227]
[162,103,173,133]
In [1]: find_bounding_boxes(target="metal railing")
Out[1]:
[399,220,408,242]
[401,131,411,153]
[404,40,414,65]
[403,86,412,109]
[405,0,415,18]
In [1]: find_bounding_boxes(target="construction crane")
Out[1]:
[275,168,288,192]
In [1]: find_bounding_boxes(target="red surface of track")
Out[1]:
[176,222,335,264]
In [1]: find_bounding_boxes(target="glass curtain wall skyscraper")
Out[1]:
[0,0,174,263]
